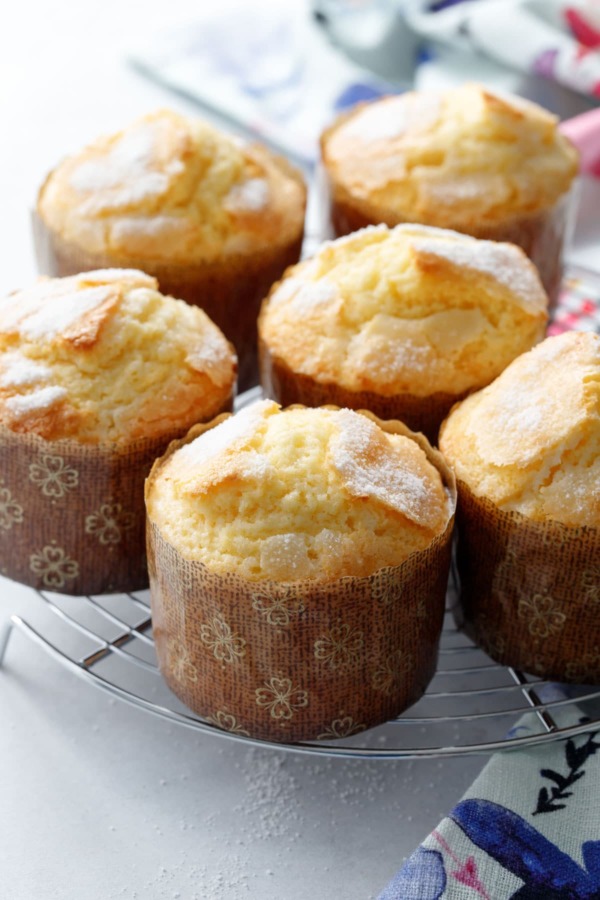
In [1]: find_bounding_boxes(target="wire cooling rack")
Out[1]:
[1,385,599,759]
[2,582,599,760]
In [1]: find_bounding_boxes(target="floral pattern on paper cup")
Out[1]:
[314,623,364,670]
[0,481,24,531]
[251,588,305,626]
[255,677,309,721]
[29,544,79,590]
[29,455,78,498]
[200,615,246,664]
[455,480,600,683]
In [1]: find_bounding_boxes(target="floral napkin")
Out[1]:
[404,0,600,102]
[378,691,600,899]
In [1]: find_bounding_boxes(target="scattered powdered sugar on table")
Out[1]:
[233,748,394,841]
[234,751,305,842]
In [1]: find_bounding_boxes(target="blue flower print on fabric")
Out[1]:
[333,83,394,112]
[450,799,600,899]
[377,846,447,900]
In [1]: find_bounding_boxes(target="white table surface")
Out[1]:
[0,3,597,898]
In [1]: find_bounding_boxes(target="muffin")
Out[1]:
[439,331,600,682]
[259,224,548,443]
[0,269,236,594]
[35,109,307,389]
[146,400,456,742]
[321,83,579,305]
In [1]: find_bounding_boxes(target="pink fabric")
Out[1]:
[560,107,600,176]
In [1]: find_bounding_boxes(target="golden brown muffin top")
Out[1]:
[439,331,600,527]
[322,83,578,228]
[146,401,452,581]
[0,269,236,443]
[260,224,548,397]
[38,110,306,263]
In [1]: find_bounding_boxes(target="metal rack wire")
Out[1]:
[2,581,599,759]
[2,386,598,759]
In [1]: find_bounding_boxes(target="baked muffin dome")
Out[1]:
[146,401,455,741]
[0,270,236,595]
[38,109,306,265]
[259,224,548,440]
[439,331,600,682]
[321,83,578,305]
[35,110,307,390]
[146,399,450,582]
[439,331,600,527]
[0,269,236,443]
[322,83,578,232]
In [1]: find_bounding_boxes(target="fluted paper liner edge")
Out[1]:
[146,410,457,742]
[454,479,600,683]
[0,397,233,595]
[32,205,304,390]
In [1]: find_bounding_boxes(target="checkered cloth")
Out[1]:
[549,268,600,335]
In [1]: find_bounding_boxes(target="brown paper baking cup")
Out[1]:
[32,209,304,391]
[454,479,600,683]
[259,340,467,444]
[0,396,232,595]
[146,412,456,742]
[322,170,575,310]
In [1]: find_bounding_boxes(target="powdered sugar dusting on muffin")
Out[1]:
[319,223,389,254]
[412,237,546,311]
[269,278,303,307]
[331,409,444,529]
[186,325,237,388]
[467,334,593,467]
[270,278,339,315]
[79,269,156,287]
[69,119,183,198]
[0,352,51,388]
[225,178,270,213]
[474,391,546,465]
[5,385,67,416]
[0,282,117,341]
[420,176,492,204]
[290,280,339,314]
[170,400,277,478]
[111,215,192,243]
[338,94,441,144]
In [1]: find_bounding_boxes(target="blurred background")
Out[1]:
[3,0,599,296]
